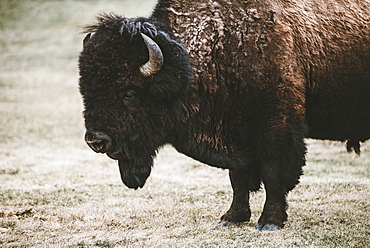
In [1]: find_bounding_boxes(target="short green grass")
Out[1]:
[0,1,369,247]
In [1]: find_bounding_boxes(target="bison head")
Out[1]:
[78,14,192,189]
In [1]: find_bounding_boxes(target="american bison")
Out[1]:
[79,0,370,230]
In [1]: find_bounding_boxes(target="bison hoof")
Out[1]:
[216,221,233,227]
[255,224,280,231]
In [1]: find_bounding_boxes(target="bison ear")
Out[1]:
[83,33,92,48]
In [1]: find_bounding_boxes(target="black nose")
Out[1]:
[84,130,112,153]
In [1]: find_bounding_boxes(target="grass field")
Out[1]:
[0,1,369,247]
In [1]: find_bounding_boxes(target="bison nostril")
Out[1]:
[88,140,107,152]
[84,130,112,153]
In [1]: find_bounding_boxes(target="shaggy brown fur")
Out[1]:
[79,0,369,230]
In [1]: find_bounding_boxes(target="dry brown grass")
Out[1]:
[0,1,369,247]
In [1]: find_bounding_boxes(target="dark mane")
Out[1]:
[82,13,158,38]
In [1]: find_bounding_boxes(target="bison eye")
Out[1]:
[117,89,137,102]
[124,91,136,101]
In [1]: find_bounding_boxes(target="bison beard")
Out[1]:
[118,158,152,189]
[79,0,370,231]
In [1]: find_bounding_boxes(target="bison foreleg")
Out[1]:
[218,169,260,226]
[256,162,290,231]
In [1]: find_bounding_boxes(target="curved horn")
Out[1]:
[139,33,164,77]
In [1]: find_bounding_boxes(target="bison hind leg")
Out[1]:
[346,139,361,155]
